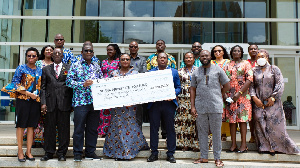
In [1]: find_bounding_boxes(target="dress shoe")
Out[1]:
[40,155,53,161]
[17,153,26,162]
[74,154,82,162]
[58,155,66,161]
[25,152,35,161]
[166,155,176,163]
[147,154,158,162]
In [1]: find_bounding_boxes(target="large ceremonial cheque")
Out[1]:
[91,69,176,110]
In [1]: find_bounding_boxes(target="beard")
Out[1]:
[193,50,200,55]
[200,58,211,66]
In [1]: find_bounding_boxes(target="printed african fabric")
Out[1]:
[103,69,148,159]
[250,63,300,154]
[146,52,176,70]
[175,66,199,149]
[101,59,120,78]
[223,60,253,123]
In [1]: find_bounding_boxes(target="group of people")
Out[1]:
[2,34,299,167]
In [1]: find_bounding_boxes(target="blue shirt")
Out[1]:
[66,57,103,107]
[147,67,181,109]
[71,54,100,65]
[62,48,74,64]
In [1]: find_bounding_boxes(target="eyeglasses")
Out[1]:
[27,55,37,58]
[214,50,223,53]
[129,46,138,49]
[121,58,130,61]
[192,45,202,48]
[84,50,94,53]
[54,52,62,55]
[55,39,64,41]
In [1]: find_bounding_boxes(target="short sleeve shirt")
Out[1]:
[191,64,230,114]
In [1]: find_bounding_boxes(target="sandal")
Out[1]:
[215,159,224,167]
[249,136,256,143]
[193,158,208,164]
[221,134,227,141]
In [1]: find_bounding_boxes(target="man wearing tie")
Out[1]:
[40,48,73,161]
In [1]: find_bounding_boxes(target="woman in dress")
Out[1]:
[103,53,149,160]
[1,47,42,162]
[250,49,300,155]
[98,44,121,138]
[175,52,199,151]
[223,45,253,153]
[210,45,230,141]
[24,45,54,147]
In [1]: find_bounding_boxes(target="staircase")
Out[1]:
[0,125,300,167]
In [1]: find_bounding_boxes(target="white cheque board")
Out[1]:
[91,69,176,110]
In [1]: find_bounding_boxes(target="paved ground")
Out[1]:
[1,124,300,145]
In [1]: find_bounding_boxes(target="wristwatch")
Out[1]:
[238,91,243,95]
[270,97,275,102]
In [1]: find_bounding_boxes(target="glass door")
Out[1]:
[274,56,298,129]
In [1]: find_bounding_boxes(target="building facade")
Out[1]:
[0,0,300,129]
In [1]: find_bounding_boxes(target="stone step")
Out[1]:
[1,146,300,163]
[1,157,300,168]
[0,137,260,150]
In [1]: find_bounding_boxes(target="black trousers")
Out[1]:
[149,101,176,157]
[44,106,70,157]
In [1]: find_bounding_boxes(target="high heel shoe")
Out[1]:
[25,152,35,161]
[226,147,238,153]
[236,147,248,153]
[17,153,26,162]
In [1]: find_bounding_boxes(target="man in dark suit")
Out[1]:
[40,48,73,161]
[147,52,181,163]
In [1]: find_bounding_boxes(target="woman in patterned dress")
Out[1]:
[250,49,300,155]
[24,45,54,147]
[103,53,149,160]
[98,44,121,138]
[210,45,230,141]
[175,52,199,151]
[223,45,253,153]
[1,47,42,161]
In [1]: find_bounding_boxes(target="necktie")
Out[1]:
[55,64,59,79]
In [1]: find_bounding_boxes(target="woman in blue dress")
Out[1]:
[103,53,149,161]
[1,47,42,162]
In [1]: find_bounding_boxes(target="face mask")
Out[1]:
[257,58,267,66]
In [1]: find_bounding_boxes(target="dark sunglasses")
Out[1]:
[27,55,37,58]
[214,50,223,53]
[55,39,64,41]
[129,46,138,49]
[121,58,130,61]
[192,45,202,48]
[84,50,94,53]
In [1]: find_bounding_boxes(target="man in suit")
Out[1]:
[40,48,73,161]
[147,52,181,163]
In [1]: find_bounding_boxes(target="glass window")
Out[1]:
[214,0,242,18]
[99,21,123,43]
[275,57,296,126]
[184,0,212,17]
[100,0,123,17]
[124,21,153,44]
[86,0,99,16]
[2,0,20,15]
[83,20,100,43]
[49,0,73,16]
[25,0,47,9]
[245,23,268,44]
[154,22,183,44]
[215,22,242,43]
[245,0,267,18]
[0,19,20,42]
[184,22,212,44]
[48,20,72,43]
[271,0,296,18]
[155,0,183,17]
[271,23,297,45]
[22,19,46,42]
[125,0,153,17]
